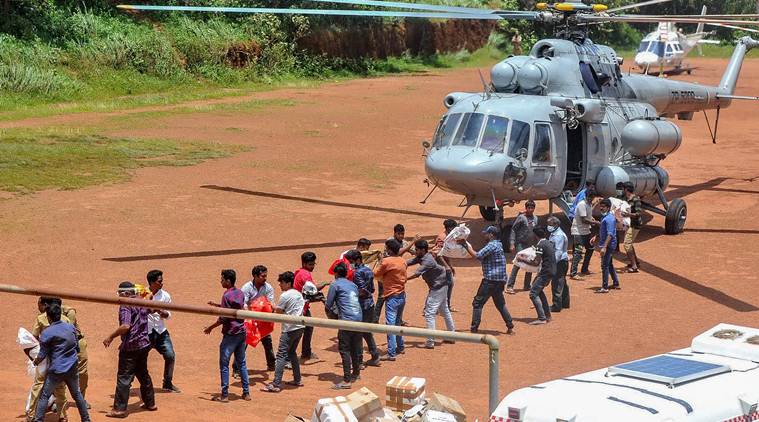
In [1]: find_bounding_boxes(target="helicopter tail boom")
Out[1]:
[719,36,759,95]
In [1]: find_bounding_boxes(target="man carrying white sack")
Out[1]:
[407,239,455,349]
[434,219,466,312]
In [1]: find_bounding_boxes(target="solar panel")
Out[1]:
[607,355,731,387]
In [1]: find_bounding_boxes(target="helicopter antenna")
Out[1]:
[478,69,492,99]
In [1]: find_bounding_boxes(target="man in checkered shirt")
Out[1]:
[462,225,515,335]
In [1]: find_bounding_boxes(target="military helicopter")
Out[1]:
[118,0,759,234]
[633,6,759,75]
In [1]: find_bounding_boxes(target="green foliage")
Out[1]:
[0,127,247,193]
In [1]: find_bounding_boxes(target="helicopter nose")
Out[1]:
[425,146,513,198]
[634,52,659,67]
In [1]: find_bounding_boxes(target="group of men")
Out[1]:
[27,188,644,419]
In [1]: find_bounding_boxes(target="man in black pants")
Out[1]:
[344,249,381,367]
[326,263,364,389]
[462,225,515,335]
[570,190,598,279]
[517,227,556,325]
[146,269,181,393]
[103,281,156,418]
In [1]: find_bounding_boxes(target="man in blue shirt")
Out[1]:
[33,303,91,422]
[596,199,621,293]
[344,250,381,367]
[463,225,515,335]
[325,262,363,389]
[547,216,570,312]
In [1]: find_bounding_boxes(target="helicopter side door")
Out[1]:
[527,121,565,197]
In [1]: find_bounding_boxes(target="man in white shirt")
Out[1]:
[261,271,306,393]
[570,190,598,280]
[147,270,181,393]
[239,265,276,371]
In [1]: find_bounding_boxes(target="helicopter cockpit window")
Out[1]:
[452,112,485,147]
[665,44,674,56]
[532,123,553,163]
[637,41,650,53]
[480,115,510,153]
[507,120,530,159]
[650,41,665,56]
[433,113,462,148]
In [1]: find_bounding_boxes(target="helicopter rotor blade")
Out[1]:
[308,0,496,15]
[116,4,504,19]
[580,15,759,26]
[706,22,759,34]
[639,14,759,19]
[605,0,672,14]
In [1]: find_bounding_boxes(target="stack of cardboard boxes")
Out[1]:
[299,377,466,422]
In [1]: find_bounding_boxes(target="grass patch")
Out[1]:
[0,128,247,193]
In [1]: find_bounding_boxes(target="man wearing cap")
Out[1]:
[462,225,515,335]
[507,200,539,294]
[103,281,156,418]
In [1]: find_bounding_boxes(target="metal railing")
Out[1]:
[0,283,501,415]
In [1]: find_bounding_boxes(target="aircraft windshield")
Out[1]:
[507,120,531,159]
[480,115,510,153]
[637,41,651,53]
[452,112,485,147]
[432,113,462,147]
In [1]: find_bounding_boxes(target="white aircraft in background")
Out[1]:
[634,6,759,75]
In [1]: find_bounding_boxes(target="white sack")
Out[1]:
[513,247,539,273]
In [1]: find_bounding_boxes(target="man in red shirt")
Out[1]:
[293,252,324,362]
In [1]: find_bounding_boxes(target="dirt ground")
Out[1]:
[2,56,759,421]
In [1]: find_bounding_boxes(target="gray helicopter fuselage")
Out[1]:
[424,36,757,208]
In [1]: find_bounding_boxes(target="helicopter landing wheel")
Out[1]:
[664,198,687,235]
[479,206,496,222]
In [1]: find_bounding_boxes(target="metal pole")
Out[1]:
[0,283,501,415]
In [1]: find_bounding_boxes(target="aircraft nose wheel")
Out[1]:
[664,198,687,234]
[479,206,496,222]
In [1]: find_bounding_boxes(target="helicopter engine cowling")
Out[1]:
[596,165,669,199]
[517,60,550,94]
[621,119,682,157]
[491,56,531,92]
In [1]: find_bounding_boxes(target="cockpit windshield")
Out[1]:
[643,41,665,56]
[452,112,485,147]
[434,111,531,156]
[480,115,510,153]
[432,113,462,148]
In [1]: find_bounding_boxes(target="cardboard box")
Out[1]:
[421,410,456,422]
[346,387,383,420]
[312,396,358,422]
[427,393,465,422]
[385,376,426,412]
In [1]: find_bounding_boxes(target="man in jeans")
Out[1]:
[203,269,250,402]
[570,190,598,279]
[507,200,539,293]
[104,281,156,418]
[239,265,276,372]
[463,225,515,335]
[293,252,321,362]
[517,227,556,325]
[344,250,381,367]
[433,219,459,312]
[407,239,455,349]
[596,199,621,293]
[147,269,181,393]
[326,263,364,389]
[261,271,305,393]
[374,238,408,361]
[33,303,91,422]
